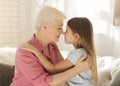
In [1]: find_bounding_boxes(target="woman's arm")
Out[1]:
[20,43,73,74]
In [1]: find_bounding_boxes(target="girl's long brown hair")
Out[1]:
[67,17,98,86]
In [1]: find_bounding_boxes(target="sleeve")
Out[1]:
[67,49,87,65]
[16,48,53,86]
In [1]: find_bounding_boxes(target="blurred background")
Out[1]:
[0,0,120,57]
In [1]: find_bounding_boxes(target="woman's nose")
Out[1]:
[60,29,63,34]
[62,32,65,35]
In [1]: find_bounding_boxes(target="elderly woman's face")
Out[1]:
[45,20,63,42]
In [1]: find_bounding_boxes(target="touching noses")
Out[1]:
[59,29,66,36]
[62,31,66,35]
[60,29,63,34]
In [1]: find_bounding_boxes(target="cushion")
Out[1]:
[97,56,120,86]
[97,68,111,86]
[0,47,16,65]
[110,69,120,86]
[0,63,14,86]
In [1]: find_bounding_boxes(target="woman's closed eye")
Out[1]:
[58,27,62,30]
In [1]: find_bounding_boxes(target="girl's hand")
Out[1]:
[50,42,59,51]
[75,55,91,72]
[50,42,64,61]
[19,43,39,54]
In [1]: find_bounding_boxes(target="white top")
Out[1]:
[67,48,93,86]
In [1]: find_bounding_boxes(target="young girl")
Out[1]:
[21,17,98,86]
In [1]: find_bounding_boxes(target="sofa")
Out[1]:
[0,47,16,86]
[0,47,120,86]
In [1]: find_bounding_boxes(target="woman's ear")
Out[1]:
[41,21,47,30]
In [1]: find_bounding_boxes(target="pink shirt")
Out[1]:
[10,35,59,86]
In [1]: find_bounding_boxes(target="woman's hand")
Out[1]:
[75,55,91,72]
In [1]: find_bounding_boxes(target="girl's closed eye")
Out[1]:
[64,30,67,33]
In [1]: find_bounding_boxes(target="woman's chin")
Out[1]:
[54,38,59,42]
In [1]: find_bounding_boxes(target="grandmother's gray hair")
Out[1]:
[34,5,66,30]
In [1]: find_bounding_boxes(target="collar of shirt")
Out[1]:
[27,34,58,64]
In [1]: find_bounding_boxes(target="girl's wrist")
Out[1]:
[72,66,82,74]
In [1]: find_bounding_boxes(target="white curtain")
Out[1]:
[0,0,21,47]
[113,0,120,26]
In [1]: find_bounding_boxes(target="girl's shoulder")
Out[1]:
[70,48,87,54]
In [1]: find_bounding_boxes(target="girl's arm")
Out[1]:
[51,43,64,62]
[20,43,73,74]
[50,55,90,86]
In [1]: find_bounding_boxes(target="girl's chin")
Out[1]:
[64,41,69,44]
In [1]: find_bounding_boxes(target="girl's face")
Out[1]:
[64,26,80,46]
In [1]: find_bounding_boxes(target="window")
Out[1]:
[0,0,21,47]
[0,0,34,47]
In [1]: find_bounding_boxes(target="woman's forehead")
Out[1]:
[53,20,63,26]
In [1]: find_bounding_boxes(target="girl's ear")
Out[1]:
[75,33,80,40]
